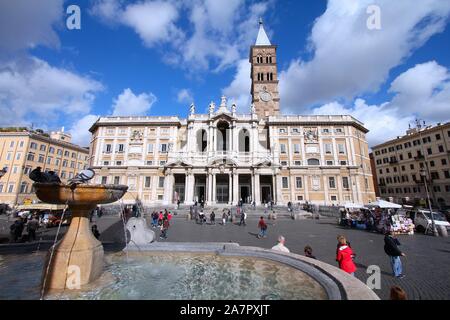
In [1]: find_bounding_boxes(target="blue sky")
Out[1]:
[1,0,450,147]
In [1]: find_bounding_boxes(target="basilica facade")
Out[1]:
[88,22,376,206]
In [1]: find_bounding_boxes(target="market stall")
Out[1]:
[367,200,414,235]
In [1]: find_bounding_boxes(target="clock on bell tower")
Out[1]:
[250,18,280,118]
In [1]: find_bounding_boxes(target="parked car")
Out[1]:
[413,210,450,234]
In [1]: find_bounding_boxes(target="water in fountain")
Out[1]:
[40,201,69,300]
[118,199,129,263]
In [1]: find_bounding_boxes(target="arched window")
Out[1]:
[239,129,250,152]
[307,158,320,166]
[197,129,207,152]
[217,121,230,151]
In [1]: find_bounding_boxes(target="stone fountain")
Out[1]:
[33,183,128,292]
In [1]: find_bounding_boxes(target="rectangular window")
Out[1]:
[438,145,444,153]
[297,196,304,201]
[9,141,14,148]
[293,144,300,154]
[30,142,37,150]
[101,176,108,184]
[322,128,330,133]
[329,177,336,189]
[158,177,165,188]
[279,128,286,133]
[160,144,168,153]
[105,144,112,153]
[57,149,63,156]
[330,195,338,201]
[146,160,153,166]
[145,177,151,188]
[325,144,332,154]
[282,177,289,189]
[335,128,343,133]
[296,177,303,189]
[281,161,288,166]
[114,176,120,185]
[49,147,55,154]
[6,152,12,161]
[62,160,68,167]
[117,144,124,153]
[61,171,66,179]
[294,161,302,166]
[280,144,287,154]
[147,144,154,153]
[38,155,45,163]
[70,161,75,168]
[340,161,347,165]
[40,145,46,152]
[55,159,60,166]
[116,161,122,166]
[338,144,345,154]
[103,161,109,166]
[160,161,167,166]
[326,160,334,166]
[8,183,14,193]
[46,157,52,165]
[342,177,350,189]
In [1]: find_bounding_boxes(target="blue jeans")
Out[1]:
[390,256,402,277]
[259,228,267,237]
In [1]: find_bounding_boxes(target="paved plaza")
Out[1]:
[1,213,449,300]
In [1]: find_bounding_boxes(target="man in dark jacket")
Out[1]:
[384,231,406,278]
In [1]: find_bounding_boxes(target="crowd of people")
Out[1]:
[150,209,173,240]
[9,214,40,243]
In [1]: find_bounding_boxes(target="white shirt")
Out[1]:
[271,243,290,253]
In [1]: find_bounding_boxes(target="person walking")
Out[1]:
[257,216,267,238]
[10,218,24,243]
[151,211,158,228]
[384,230,406,278]
[239,210,247,226]
[160,217,170,239]
[210,211,215,225]
[304,245,316,259]
[26,216,39,242]
[336,235,357,276]
[264,202,268,215]
[222,211,227,225]
[158,211,164,226]
[91,224,100,240]
[271,235,290,252]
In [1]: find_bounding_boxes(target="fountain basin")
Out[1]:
[33,183,128,206]
[33,183,128,291]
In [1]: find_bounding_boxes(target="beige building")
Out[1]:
[0,128,90,206]
[371,122,450,207]
[88,22,375,207]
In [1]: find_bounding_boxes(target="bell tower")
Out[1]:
[250,19,280,117]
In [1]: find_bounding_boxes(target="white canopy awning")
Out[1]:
[344,203,365,209]
[367,199,402,209]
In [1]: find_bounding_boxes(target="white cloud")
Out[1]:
[69,114,100,147]
[313,99,414,147]
[112,88,157,116]
[91,0,273,73]
[222,59,252,112]
[0,0,63,55]
[0,57,104,126]
[121,1,184,47]
[388,61,450,121]
[279,0,450,112]
[177,89,194,104]
[312,61,450,147]
[89,0,124,25]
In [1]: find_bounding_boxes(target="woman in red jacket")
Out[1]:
[336,235,356,276]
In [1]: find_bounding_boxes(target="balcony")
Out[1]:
[389,159,398,164]
[414,155,424,160]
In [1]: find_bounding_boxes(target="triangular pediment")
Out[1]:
[211,112,235,121]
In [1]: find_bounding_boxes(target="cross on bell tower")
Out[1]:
[249,18,280,118]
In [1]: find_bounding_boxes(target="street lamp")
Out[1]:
[420,169,439,237]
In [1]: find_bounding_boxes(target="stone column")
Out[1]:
[228,173,233,205]
[185,171,194,204]
[323,174,329,205]
[254,171,261,205]
[163,170,174,205]
[276,175,283,204]
[233,172,239,205]
[212,173,217,204]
